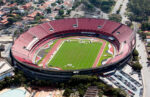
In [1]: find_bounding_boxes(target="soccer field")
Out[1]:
[48,40,102,70]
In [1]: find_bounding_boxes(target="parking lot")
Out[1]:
[102,70,143,97]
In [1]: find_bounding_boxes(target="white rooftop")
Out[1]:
[0,59,14,75]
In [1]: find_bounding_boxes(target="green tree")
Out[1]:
[63,88,73,97]
[89,0,115,13]
[133,49,139,56]
[128,0,150,22]
[109,14,122,22]
[0,0,4,5]
[7,17,17,25]
[132,62,142,71]
[51,3,56,6]
[46,7,51,13]
[58,9,64,16]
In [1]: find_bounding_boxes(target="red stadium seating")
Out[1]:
[11,18,135,68]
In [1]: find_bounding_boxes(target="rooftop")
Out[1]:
[146,36,150,39]
[0,58,14,76]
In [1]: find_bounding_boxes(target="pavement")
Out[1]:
[111,0,129,24]
[102,70,142,97]
[111,0,124,14]
[136,33,150,97]
[120,0,129,24]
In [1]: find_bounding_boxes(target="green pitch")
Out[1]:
[48,40,102,70]
[97,42,113,66]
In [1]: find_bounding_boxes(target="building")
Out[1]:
[10,18,135,81]
[0,58,14,80]
[84,86,99,97]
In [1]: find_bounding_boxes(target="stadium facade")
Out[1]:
[10,18,136,81]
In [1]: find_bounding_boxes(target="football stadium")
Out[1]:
[10,18,136,80]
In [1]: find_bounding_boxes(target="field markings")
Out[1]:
[92,40,107,68]
[41,39,63,68]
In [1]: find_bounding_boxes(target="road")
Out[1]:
[120,0,129,24]
[111,0,129,24]
[111,0,124,14]
[135,23,150,97]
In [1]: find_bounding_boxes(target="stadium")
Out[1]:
[10,18,136,81]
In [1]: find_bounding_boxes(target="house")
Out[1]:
[22,2,32,9]
[8,3,17,7]
[63,0,74,9]
[39,0,56,10]
[0,18,8,25]
[1,7,10,14]
[27,11,42,18]
[40,18,50,23]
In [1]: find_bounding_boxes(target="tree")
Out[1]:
[58,9,64,16]
[39,0,45,4]
[7,17,17,25]
[109,14,122,22]
[141,22,150,31]
[128,0,150,22]
[66,10,71,15]
[0,0,4,5]
[132,62,142,71]
[89,0,115,13]
[51,3,56,6]
[83,1,94,11]
[57,0,63,4]
[63,88,73,97]
[46,7,51,13]
[133,49,139,56]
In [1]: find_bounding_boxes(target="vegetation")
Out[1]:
[0,0,4,6]
[7,0,26,5]
[132,62,142,71]
[147,56,150,61]
[66,10,71,15]
[116,4,122,14]
[0,69,26,90]
[128,0,150,22]
[58,9,64,16]
[0,72,127,97]
[56,0,63,4]
[109,14,122,22]
[46,7,51,14]
[51,3,56,6]
[133,49,139,56]
[138,31,147,40]
[131,49,142,71]
[82,1,95,11]
[132,49,139,61]
[34,13,44,22]
[141,22,150,31]
[63,75,127,97]
[89,0,115,13]
[38,0,45,4]
[49,40,102,70]
[72,0,115,13]
[147,43,150,47]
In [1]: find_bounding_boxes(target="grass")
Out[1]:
[48,40,102,70]
[97,42,113,66]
